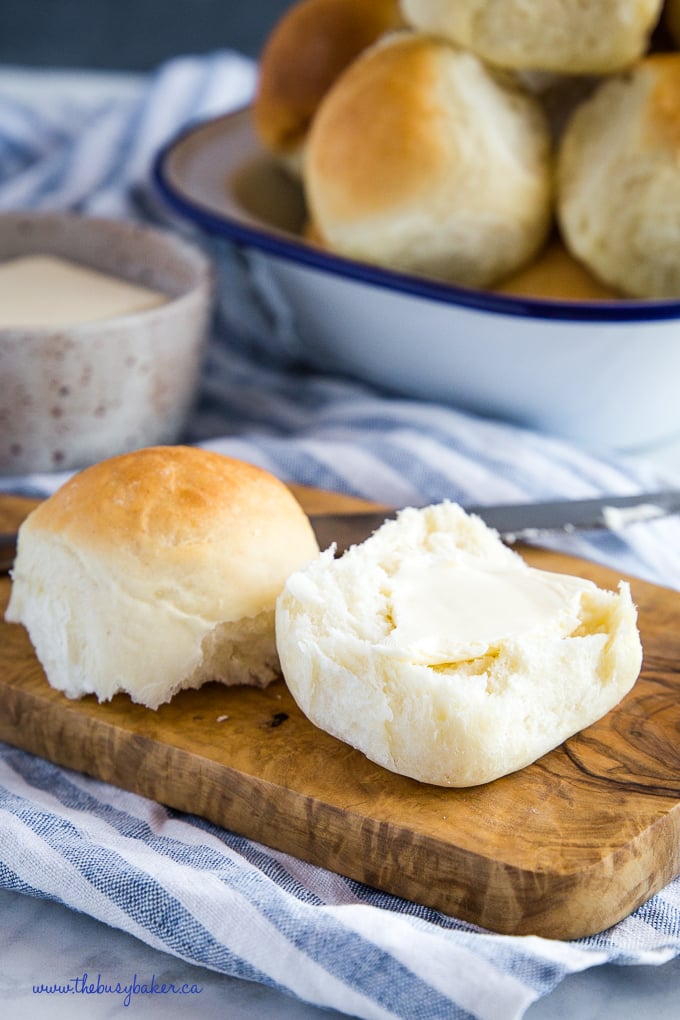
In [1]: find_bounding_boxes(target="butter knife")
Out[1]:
[1,490,679,572]
[307,490,680,554]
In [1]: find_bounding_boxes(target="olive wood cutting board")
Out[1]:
[1,489,679,940]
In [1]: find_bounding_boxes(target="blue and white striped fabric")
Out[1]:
[1,51,680,1020]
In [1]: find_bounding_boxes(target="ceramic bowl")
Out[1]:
[154,107,680,455]
[0,211,213,475]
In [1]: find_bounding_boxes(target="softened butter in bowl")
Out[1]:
[0,211,213,475]
[0,254,169,328]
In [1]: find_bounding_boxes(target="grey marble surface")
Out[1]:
[2,888,679,1019]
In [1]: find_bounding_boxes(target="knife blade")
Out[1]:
[1,490,679,573]
[307,490,680,553]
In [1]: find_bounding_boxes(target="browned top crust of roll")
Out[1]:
[254,0,404,161]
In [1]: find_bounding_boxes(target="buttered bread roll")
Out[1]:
[276,503,642,787]
[304,32,552,288]
[254,0,404,174]
[5,446,319,709]
[400,0,663,74]
[557,54,680,299]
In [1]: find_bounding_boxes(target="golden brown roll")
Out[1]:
[400,0,664,74]
[494,239,623,301]
[557,53,680,298]
[304,32,553,288]
[5,446,320,709]
[254,0,404,174]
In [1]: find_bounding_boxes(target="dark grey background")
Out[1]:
[0,1,297,70]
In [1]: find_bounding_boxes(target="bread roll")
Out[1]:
[254,0,404,175]
[276,503,642,787]
[5,446,319,709]
[400,0,663,74]
[304,32,553,288]
[557,54,680,298]
[494,239,623,301]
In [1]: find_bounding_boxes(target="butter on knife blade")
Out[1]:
[307,490,680,553]
[1,490,679,572]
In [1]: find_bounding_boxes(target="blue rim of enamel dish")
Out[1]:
[153,112,680,324]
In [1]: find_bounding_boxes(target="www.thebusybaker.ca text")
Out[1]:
[33,972,203,1008]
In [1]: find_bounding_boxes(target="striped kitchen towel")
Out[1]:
[1,50,680,1020]
[1,744,679,1020]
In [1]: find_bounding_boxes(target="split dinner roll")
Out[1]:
[276,503,642,787]
[304,32,553,288]
[5,446,319,709]
[254,0,404,174]
[557,54,680,299]
[400,0,663,75]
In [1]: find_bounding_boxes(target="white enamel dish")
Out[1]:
[153,107,680,453]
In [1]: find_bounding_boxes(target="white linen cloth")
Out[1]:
[1,52,680,1020]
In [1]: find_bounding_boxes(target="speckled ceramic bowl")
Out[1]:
[0,211,213,475]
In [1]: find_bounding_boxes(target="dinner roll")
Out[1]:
[276,503,642,787]
[494,239,623,301]
[5,446,319,709]
[400,0,664,74]
[254,0,404,174]
[304,32,553,288]
[557,54,680,298]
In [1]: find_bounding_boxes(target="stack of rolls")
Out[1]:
[252,0,680,301]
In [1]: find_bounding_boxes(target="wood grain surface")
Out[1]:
[1,489,679,939]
